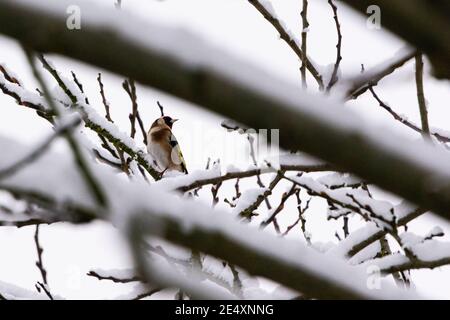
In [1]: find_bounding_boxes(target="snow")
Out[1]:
[155,166,221,191]
[90,268,136,280]
[232,187,267,216]
[330,221,380,258]
[0,133,420,299]
[412,240,450,262]
[258,0,276,17]
[0,62,24,86]
[317,173,362,189]
[0,72,48,108]
[276,153,323,167]
[393,201,418,222]
[400,232,424,250]
[426,226,444,238]
[0,135,99,210]
[360,253,409,273]
[0,280,46,300]
[288,174,395,227]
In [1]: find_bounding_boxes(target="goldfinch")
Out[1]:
[147,116,188,175]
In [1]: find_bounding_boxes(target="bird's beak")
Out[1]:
[172,119,179,123]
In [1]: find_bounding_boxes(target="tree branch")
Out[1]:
[326,0,343,91]
[415,53,430,139]
[247,0,324,90]
[300,0,309,88]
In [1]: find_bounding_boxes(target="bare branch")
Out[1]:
[415,53,430,139]
[87,270,141,283]
[123,79,148,145]
[326,0,343,91]
[369,87,449,143]
[34,225,53,300]
[97,73,114,123]
[247,0,324,90]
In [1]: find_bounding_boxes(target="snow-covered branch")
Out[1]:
[1,0,450,221]
[361,230,450,274]
[345,49,416,99]
[0,61,160,180]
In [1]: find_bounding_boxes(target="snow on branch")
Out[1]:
[0,280,47,300]
[345,49,416,99]
[2,0,450,220]
[155,154,332,193]
[332,205,427,258]
[284,174,397,229]
[361,230,450,274]
[247,0,324,90]
[0,61,160,180]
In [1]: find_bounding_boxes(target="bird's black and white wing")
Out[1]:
[169,133,188,174]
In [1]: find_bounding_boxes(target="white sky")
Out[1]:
[0,0,449,299]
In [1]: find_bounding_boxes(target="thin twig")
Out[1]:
[369,87,450,143]
[132,288,162,300]
[415,53,430,139]
[261,184,297,228]
[157,101,165,116]
[326,0,343,91]
[247,0,324,90]
[71,71,89,104]
[87,270,141,283]
[123,79,148,145]
[97,73,114,123]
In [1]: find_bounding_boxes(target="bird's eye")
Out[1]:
[163,117,172,126]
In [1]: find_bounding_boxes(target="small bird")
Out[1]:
[147,116,188,175]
